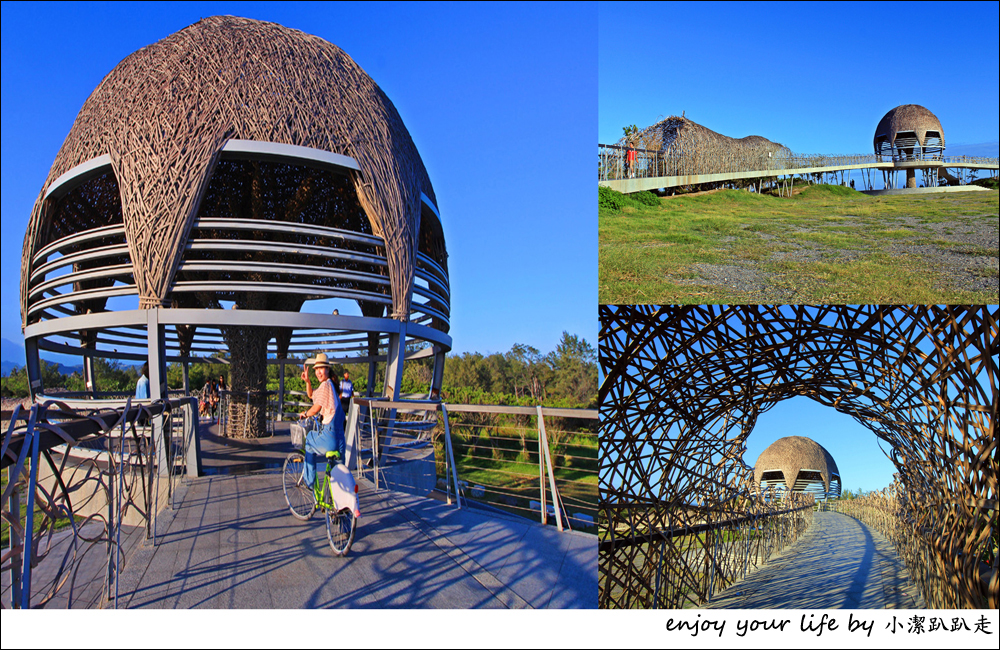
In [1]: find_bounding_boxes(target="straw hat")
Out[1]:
[305,353,332,369]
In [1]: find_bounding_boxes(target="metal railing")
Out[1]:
[1,396,199,609]
[599,488,814,608]
[276,389,314,422]
[598,143,1000,182]
[352,399,598,532]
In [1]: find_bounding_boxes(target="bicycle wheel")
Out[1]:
[326,504,356,556]
[282,451,316,520]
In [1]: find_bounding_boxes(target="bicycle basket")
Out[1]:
[290,415,320,448]
[290,423,307,449]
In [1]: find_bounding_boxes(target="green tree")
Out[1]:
[507,343,547,400]
[91,357,139,393]
[1,366,29,398]
[545,332,598,408]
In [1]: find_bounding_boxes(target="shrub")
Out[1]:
[630,190,660,206]
[599,185,629,211]
[599,186,659,212]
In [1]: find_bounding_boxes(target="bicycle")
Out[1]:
[317,452,359,555]
[282,423,359,556]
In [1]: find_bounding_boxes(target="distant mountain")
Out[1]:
[2,337,83,377]
[2,338,24,365]
[946,141,999,158]
[1,360,82,377]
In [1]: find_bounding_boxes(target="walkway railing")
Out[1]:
[352,399,598,532]
[599,489,814,608]
[1,396,199,608]
[598,143,1000,182]
[833,487,998,609]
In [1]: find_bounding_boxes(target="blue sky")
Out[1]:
[1,1,597,359]
[599,1,1000,154]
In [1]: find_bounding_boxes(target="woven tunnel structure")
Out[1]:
[19,16,451,433]
[598,305,997,609]
[618,115,790,177]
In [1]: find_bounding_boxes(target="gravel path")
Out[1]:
[677,208,998,300]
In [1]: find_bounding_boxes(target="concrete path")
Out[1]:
[113,472,596,609]
[705,511,923,609]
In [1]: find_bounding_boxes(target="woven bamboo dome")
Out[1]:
[18,16,452,431]
[753,436,841,498]
[873,104,945,161]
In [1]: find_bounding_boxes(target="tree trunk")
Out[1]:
[223,323,270,438]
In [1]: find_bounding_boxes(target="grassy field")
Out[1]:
[599,184,999,304]
[432,420,598,529]
[1,466,81,548]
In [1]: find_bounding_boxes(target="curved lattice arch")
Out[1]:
[599,305,997,609]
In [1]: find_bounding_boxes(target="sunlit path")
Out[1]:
[113,473,596,609]
[704,511,923,609]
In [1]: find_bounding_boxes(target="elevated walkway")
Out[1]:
[860,185,993,196]
[4,471,596,608]
[3,399,596,609]
[704,511,922,609]
[113,472,596,608]
[598,144,999,193]
[602,161,999,194]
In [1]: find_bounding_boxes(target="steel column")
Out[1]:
[147,309,169,476]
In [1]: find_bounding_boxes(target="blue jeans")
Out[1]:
[303,418,345,488]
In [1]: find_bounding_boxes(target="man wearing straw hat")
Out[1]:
[299,353,346,493]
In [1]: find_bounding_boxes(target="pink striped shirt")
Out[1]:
[313,379,337,424]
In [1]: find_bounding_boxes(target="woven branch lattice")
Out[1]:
[616,115,790,177]
[599,305,998,609]
[21,15,437,322]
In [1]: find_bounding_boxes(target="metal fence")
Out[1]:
[352,399,598,532]
[1,396,198,609]
[275,389,312,422]
[1,394,592,607]
[600,489,814,608]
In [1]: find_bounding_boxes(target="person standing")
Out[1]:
[200,377,215,418]
[300,354,345,492]
[339,370,354,428]
[135,362,150,399]
[214,374,226,421]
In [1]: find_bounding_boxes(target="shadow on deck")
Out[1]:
[113,472,596,608]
